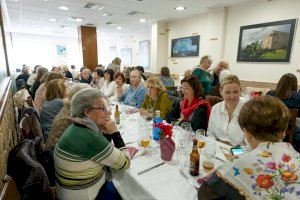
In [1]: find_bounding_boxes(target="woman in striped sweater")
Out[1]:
[54,88,130,200]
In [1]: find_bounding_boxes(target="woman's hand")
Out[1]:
[101,118,117,134]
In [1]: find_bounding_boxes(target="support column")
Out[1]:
[78,26,98,70]
[150,21,168,73]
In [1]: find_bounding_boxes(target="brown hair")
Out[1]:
[238,96,290,142]
[45,79,66,101]
[46,72,64,85]
[160,67,170,77]
[220,75,241,90]
[275,73,298,99]
[181,75,204,98]
[114,72,126,83]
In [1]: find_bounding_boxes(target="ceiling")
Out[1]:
[4,0,255,37]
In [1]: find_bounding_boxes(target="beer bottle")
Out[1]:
[190,139,200,176]
[115,105,120,125]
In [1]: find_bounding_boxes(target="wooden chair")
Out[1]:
[0,175,21,200]
[285,109,298,144]
[205,95,222,107]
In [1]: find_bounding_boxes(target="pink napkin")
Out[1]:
[126,147,139,159]
[159,136,175,161]
[197,174,212,184]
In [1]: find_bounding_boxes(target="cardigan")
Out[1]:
[141,92,172,120]
[192,67,213,96]
[54,123,130,200]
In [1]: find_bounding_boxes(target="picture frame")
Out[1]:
[171,35,200,57]
[237,19,297,62]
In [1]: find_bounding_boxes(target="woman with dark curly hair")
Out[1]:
[198,96,300,200]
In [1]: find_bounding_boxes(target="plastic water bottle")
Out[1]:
[153,110,162,141]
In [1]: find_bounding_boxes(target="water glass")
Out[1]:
[181,122,191,130]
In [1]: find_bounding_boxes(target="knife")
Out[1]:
[137,162,165,175]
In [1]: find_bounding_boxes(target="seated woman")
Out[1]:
[140,77,172,120]
[159,66,175,96]
[34,72,64,113]
[166,75,211,131]
[198,96,300,200]
[101,68,116,98]
[110,72,129,101]
[80,68,93,84]
[207,75,246,146]
[40,79,67,140]
[44,83,91,151]
[266,73,300,116]
[91,69,105,90]
[54,88,130,200]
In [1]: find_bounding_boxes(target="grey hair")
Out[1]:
[71,88,105,118]
[130,69,141,79]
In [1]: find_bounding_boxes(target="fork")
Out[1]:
[179,168,198,189]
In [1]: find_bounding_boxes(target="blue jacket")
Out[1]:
[119,84,146,108]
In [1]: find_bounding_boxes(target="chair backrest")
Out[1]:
[285,109,298,144]
[0,175,21,200]
[19,108,43,141]
[165,86,178,97]
[168,95,183,108]
[205,95,222,107]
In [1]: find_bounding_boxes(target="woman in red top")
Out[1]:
[167,75,211,131]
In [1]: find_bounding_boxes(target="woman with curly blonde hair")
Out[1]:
[140,77,172,119]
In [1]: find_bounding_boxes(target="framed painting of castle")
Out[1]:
[237,19,296,62]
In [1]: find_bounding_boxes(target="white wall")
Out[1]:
[97,30,151,69]
[225,0,300,83]
[11,33,82,72]
[166,8,226,75]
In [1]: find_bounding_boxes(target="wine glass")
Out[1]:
[196,129,206,149]
[181,122,191,131]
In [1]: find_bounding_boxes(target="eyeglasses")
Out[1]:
[89,106,107,111]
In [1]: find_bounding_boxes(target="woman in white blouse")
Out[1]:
[100,69,116,98]
[110,72,129,101]
[207,75,245,146]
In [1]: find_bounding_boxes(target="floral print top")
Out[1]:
[217,142,300,200]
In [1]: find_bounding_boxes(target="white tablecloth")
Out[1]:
[112,111,230,200]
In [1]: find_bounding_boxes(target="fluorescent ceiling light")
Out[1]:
[103,13,112,17]
[49,18,57,22]
[98,6,105,10]
[58,6,69,10]
[175,6,186,11]
[68,16,84,22]
[139,18,146,23]
[116,26,122,30]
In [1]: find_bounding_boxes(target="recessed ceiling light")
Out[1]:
[116,26,122,30]
[175,6,186,11]
[98,6,105,10]
[139,18,146,23]
[58,6,69,10]
[68,17,83,22]
[49,18,57,22]
[103,13,112,17]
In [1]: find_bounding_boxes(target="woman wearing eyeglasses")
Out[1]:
[54,88,130,200]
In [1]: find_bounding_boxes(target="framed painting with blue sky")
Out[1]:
[237,19,296,62]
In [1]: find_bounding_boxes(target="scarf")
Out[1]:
[181,97,211,122]
[217,142,300,200]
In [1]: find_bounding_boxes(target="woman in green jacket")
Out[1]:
[140,77,172,120]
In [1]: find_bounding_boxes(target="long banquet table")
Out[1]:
[112,109,231,200]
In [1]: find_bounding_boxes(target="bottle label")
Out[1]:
[115,117,120,125]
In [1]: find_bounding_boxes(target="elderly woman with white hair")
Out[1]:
[80,68,93,84]
[54,88,130,200]
[117,69,146,108]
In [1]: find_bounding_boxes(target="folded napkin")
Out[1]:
[197,174,212,184]
[126,147,139,159]
[126,108,139,114]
